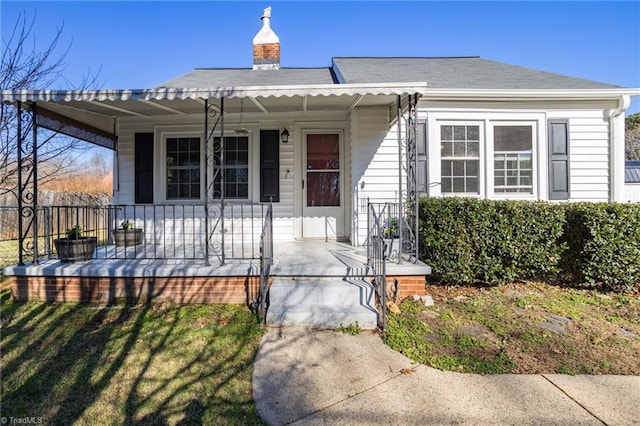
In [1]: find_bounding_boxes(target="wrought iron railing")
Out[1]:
[367,202,388,330]
[8,203,269,263]
[368,202,417,264]
[256,200,273,324]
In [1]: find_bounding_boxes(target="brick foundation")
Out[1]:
[387,275,427,300]
[9,276,259,305]
[8,274,426,306]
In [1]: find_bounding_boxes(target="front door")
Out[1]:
[302,132,344,239]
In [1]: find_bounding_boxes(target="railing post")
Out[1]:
[44,206,51,259]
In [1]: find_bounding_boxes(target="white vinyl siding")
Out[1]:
[548,110,610,201]
[350,107,404,245]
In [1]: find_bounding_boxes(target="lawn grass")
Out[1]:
[383,282,640,375]
[0,290,266,425]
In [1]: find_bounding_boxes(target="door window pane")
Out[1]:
[307,134,339,170]
[307,172,340,206]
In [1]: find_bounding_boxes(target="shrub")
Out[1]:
[419,198,565,286]
[418,198,640,293]
[563,203,640,293]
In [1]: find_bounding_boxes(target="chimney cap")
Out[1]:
[262,6,271,19]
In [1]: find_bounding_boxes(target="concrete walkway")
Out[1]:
[253,328,640,425]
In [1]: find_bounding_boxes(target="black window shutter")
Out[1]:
[548,120,570,200]
[260,130,280,202]
[416,120,428,196]
[135,133,154,204]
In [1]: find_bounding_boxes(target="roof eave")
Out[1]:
[0,82,429,104]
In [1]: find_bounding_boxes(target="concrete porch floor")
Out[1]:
[4,240,431,279]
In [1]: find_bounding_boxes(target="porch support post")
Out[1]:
[16,101,24,266]
[220,97,225,265]
[204,99,210,265]
[396,95,403,264]
[31,103,39,265]
[412,94,419,262]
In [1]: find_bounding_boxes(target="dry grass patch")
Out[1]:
[384,282,640,375]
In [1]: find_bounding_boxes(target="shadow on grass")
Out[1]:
[0,283,265,425]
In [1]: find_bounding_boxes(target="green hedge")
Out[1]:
[563,203,640,293]
[418,198,640,293]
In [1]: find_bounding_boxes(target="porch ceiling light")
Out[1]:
[280,128,289,143]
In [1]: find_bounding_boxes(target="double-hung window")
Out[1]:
[213,136,249,199]
[166,137,201,200]
[493,125,533,194]
[440,125,480,194]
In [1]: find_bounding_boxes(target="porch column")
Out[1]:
[204,99,210,265]
[16,102,39,265]
[396,95,403,264]
[203,97,226,265]
[16,101,24,266]
[31,103,39,265]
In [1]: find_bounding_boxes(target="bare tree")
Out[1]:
[626,112,640,160]
[0,10,101,198]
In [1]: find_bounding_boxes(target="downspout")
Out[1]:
[608,95,630,202]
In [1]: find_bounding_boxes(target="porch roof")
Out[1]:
[1,82,426,149]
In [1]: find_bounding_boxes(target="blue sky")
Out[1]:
[2,1,639,114]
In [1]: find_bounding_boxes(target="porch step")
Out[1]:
[266,277,378,329]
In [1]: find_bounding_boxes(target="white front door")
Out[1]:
[302,132,344,239]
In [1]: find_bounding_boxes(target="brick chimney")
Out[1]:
[253,6,280,70]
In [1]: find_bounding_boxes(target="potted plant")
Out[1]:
[382,218,400,259]
[53,226,97,263]
[112,220,144,247]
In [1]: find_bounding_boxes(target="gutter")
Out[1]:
[421,88,640,101]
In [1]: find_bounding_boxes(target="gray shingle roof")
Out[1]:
[158,67,336,88]
[332,57,623,90]
[626,161,640,184]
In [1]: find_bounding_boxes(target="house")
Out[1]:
[2,7,638,327]
[625,160,640,202]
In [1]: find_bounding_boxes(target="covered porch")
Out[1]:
[1,82,426,266]
[2,83,430,327]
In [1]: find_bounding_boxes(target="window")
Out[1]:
[440,125,480,194]
[493,126,533,194]
[166,137,201,200]
[213,136,249,199]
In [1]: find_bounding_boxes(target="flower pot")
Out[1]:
[54,237,97,263]
[112,228,144,247]
[383,237,400,260]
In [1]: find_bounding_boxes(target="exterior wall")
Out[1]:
[419,100,618,202]
[114,99,623,250]
[550,109,610,201]
[115,112,348,243]
[350,107,405,245]
[625,184,640,202]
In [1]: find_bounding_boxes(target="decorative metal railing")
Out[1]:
[14,204,269,263]
[394,94,420,264]
[368,202,417,264]
[256,200,273,324]
[367,201,388,330]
